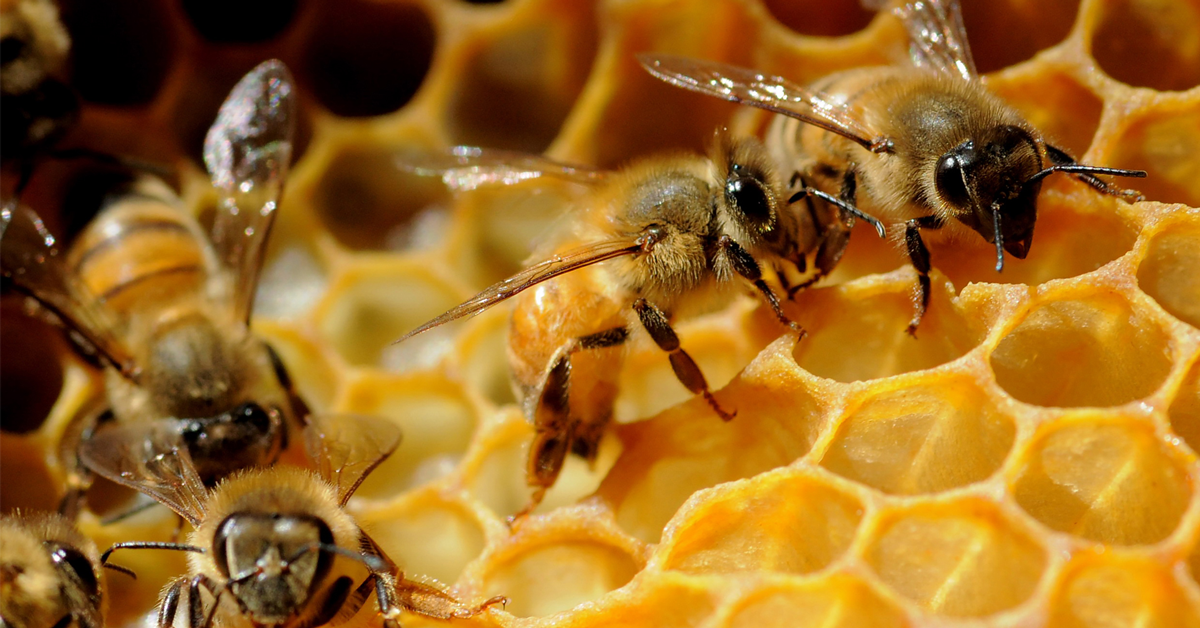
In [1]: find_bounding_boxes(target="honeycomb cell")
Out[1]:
[481,534,642,618]
[555,574,719,628]
[179,0,299,42]
[863,499,1048,617]
[1092,0,1200,91]
[0,433,60,512]
[598,341,832,542]
[316,262,465,368]
[1138,213,1200,327]
[990,291,1173,407]
[252,320,340,412]
[60,0,177,105]
[1107,109,1200,207]
[360,494,486,587]
[720,575,908,628]
[659,470,863,576]
[453,308,517,406]
[1170,358,1200,453]
[1011,415,1192,545]
[302,0,434,117]
[989,69,1103,158]
[960,0,1080,74]
[790,274,981,382]
[315,143,452,251]
[447,3,599,152]
[0,304,64,435]
[343,374,478,498]
[1049,552,1200,628]
[761,0,875,38]
[253,242,328,321]
[820,375,1016,495]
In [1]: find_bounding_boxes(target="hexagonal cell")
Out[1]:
[1106,108,1200,207]
[1050,552,1200,628]
[0,303,66,435]
[990,291,1173,407]
[453,308,517,407]
[1170,357,1200,452]
[820,374,1016,495]
[989,69,1103,158]
[301,0,434,117]
[253,241,328,321]
[960,0,1080,74]
[552,574,719,628]
[359,493,486,587]
[61,0,177,105]
[1138,214,1200,329]
[1011,415,1192,545]
[481,536,642,618]
[447,3,599,153]
[720,575,907,628]
[316,261,465,368]
[659,470,863,576]
[789,274,982,383]
[762,0,875,37]
[1092,0,1200,91]
[598,341,833,543]
[314,143,453,251]
[343,373,479,498]
[862,498,1048,617]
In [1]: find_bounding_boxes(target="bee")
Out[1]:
[639,0,1147,333]
[86,414,507,628]
[0,60,302,512]
[395,134,886,519]
[0,512,106,628]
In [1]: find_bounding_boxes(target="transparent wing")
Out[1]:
[395,145,609,192]
[396,236,647,343]
[304,414,402,506]
[203,59,297,324]
[77,422,208,525]
[639,54,890,152]
[0,201,138,379]
[894,0,977,80]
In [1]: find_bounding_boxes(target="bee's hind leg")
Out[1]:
[633,299,735,421]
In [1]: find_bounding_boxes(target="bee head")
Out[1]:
[715,134,782,248]
[934,124,1042,271]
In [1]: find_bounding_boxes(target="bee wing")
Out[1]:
[0,201,139,379]
[304,413,402,506]
[396,236,647,343]
[77,422,208,525]
[894,0,977,81]
[638,54,888,152]
[203,59,297,324]
[395,145,609,192]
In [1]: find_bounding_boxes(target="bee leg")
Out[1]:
[633,299,735,421]
[58,404,113,518]
[390,572,508,621]
[717,235,806,337]
[158,578,185,628]
[903,215,944,337]
[265,342,306,446]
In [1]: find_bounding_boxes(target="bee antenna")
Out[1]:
[102,562,138,580]
[992,203,1005,273]
[1026,163,1147,187]
[303,543,390,574]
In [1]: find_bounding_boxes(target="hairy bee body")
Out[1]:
[0,513,105,628]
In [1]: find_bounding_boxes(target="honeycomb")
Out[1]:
[2,0,1199,626]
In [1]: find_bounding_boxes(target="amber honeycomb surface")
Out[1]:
[2,0,1200,626]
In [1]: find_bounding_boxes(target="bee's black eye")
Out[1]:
[0,36,25,65]
[725,175,773,228]
[50,546,100,598]
[235,402,272,433]
[936,145,973,208]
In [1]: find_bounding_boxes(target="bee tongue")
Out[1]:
[1004,234,1033,259]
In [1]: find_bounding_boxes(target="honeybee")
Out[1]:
[86,414,507,628]
[396,133,885,519]
[0,60,301,511]
[639,0,1147,333]
[0,512,106,628]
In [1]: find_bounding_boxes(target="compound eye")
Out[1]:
[725,175,773,229]
[51,546,100,598]
[935,151,972,209]
[235,402,273,433]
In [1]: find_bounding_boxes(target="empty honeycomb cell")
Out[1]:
[598,340,833,542]
[60,0,177,105]
[547,573,719,628]
[316,261,466,367]
[454,308,518,406]
[254,242,328,321]
[760,0,875,38]
[1170,358,1200,453]
[658,470,863,576]
[863,498,1048,617]
[719,575,908,628]
[1011,415,1192,545]
[1049,551,1200,628]
[315,143,453,250]
[0,433,60,512]
[789,273,981,383]
[359,492,486,587]
[447,1,599,153]
[959,0,1080,74]
[990,290,1173,407]
[989,69,1104,158]
[480,534,642,617]
[1109,109,1200,207]
[1092,0,1200,91]
[301,0,434,117]
[179,0,299,43]
[820,374,1016,495]
[0,303,65,435]
[1138,212,1200,328]
[342,373,479,497]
